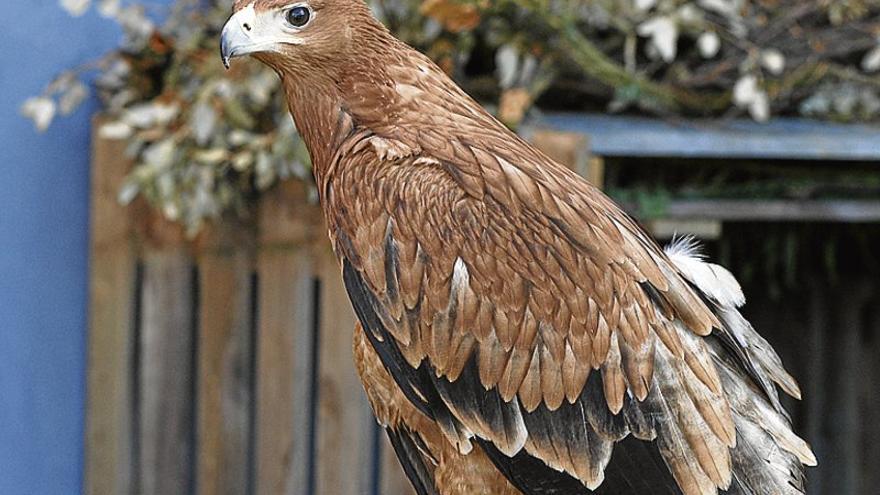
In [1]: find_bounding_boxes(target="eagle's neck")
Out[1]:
[279,23,400,188]
[281,75,350,184]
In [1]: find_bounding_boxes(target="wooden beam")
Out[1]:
[626,199,880,223]
[539,113,880,161]
[84,118,136,495]
[644,219,722,240]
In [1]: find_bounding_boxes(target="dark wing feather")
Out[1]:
[385,425,440,495]
[477,438,591,495]
[344,259,475,451]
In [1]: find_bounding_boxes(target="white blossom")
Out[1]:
[862,45,880,72]
[117,180,140,205]
[496,45,519,89]
[143,139,176,172]
[60,0,90,17]
[97,0,120,18]
[698,0,740,17]
[98,121,133,140]
[761,49,786,75]
[59,81,89,115]
[638,16,679,62]
[749,91,770,121]
[634,0,657,12]
[191,101,218,146]
[123,103,180,128]
[733,75,770,122]
[21,97,57,132]
[698,31,720,58]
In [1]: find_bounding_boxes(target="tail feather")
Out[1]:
[664,238,816,495]
[665,237,801,406]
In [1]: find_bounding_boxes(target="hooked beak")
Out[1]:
[220,3,273,69]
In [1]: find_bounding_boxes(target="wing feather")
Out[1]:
[325,66,811,492]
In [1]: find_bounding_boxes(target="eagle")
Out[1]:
[220,1,816,493]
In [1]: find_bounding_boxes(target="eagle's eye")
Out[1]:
[286,6,311,28]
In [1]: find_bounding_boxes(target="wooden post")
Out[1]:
[84,119,137,495]
[255,182,319,495]
[530,129,604,187]
[314,245,377,495]
[196,221,255,495]
[138,220,195,495]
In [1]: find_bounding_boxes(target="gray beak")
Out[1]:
[220,16,248,69]
[220,4,261,69]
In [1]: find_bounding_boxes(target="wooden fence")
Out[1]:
[83,123,594,495]
[83,118,880,495]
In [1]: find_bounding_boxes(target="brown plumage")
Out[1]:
[220,2,816,493]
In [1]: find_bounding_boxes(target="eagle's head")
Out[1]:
[220,0,383,76]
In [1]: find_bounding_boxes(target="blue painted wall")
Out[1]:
[0,3,122,494]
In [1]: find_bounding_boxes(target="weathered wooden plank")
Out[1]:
[644,219,722,240]
[255,182,319,495]
[314,245,376,495]
[84,119,136,495]
[139,225,195,495]
[862,298,880,495]
[803,281,828,495]
[627,199,880,223]
[380,431,418,495]
[196,222,255,495]
[824,280,872,495]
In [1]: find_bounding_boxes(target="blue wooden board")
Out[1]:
[538,113,880,161]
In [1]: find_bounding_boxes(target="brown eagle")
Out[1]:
[220,1,816,493]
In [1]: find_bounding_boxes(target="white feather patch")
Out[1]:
[665,236,745,308]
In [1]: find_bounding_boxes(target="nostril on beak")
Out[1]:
[243,23,252,32]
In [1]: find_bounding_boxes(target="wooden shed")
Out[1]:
[84,114,880,495]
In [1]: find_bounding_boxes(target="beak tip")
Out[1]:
[220,24,233,70]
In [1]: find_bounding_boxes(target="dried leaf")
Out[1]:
[420,0,481,33]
